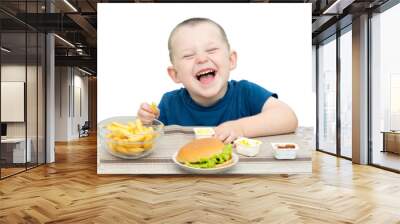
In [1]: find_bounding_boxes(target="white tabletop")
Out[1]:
[1,138,27,143]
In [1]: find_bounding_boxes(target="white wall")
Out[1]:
[1,64,45,163]
[55,67,69,141]
[74,73,89,123]
[72,72,89,138]
[1,65,35,138]
[55,67,89,141]
[98,3,314,128]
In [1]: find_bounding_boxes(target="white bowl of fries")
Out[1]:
[99,116,164,159]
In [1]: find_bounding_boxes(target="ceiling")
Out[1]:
[0,0,392,75]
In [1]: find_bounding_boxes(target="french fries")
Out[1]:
[150,102,159,114]
[105,118,157,156]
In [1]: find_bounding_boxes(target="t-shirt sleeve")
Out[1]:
[244,81,278,115]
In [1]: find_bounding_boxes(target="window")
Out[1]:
[318,36,337,154]
[0,1,47,179]
[340,28,352,158]
[371,2,400,171]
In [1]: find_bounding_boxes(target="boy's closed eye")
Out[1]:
[182,53,194,59]
[206,48,218,54]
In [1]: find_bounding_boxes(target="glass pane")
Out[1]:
[26,0,39,168]
[390,75,400,130]
[318,37,337,154]
[27,31,38,169]
[371,4,400,171]
[0,1,46,178]
[38,32,45,165]
[1,31,27,177]
[340,29,352,158]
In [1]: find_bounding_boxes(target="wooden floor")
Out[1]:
[1,167,25,178]
[1,135,400,224]
[1,163,45,178]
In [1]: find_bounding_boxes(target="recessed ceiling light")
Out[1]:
[63,0,78,12]
[54,34,75,48]
[1,47,11,53]
[323,0,355,15]
[78,67,93,76]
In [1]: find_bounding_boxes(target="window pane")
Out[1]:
[340,29,352,158]
[1,31,27,178]
[318,37,337,154]
[27,31,38,169]
[38,32,46,165]
[371,3,400,171]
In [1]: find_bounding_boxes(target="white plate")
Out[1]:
[172,151,239,174]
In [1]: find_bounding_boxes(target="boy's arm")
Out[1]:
[237,97,298,137]
[214,97,298,143]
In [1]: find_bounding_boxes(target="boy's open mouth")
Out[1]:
[195,69,216,85]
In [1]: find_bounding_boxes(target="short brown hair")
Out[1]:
[168,17,230,63]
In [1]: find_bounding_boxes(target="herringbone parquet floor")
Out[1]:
[1,135,400,224]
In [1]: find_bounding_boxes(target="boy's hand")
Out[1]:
[214,120,245,144]
[137,102,159,124]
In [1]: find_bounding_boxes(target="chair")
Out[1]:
[78,121,90,138]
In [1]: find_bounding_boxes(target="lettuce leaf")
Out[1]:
[185,144,232,168]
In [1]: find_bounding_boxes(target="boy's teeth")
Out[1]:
[197,69,214,76]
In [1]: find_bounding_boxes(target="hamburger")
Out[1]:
[176,138,233,169]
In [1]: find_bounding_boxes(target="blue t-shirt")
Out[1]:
[158,80,277,126]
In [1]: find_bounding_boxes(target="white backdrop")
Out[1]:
[98,3,314,127]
